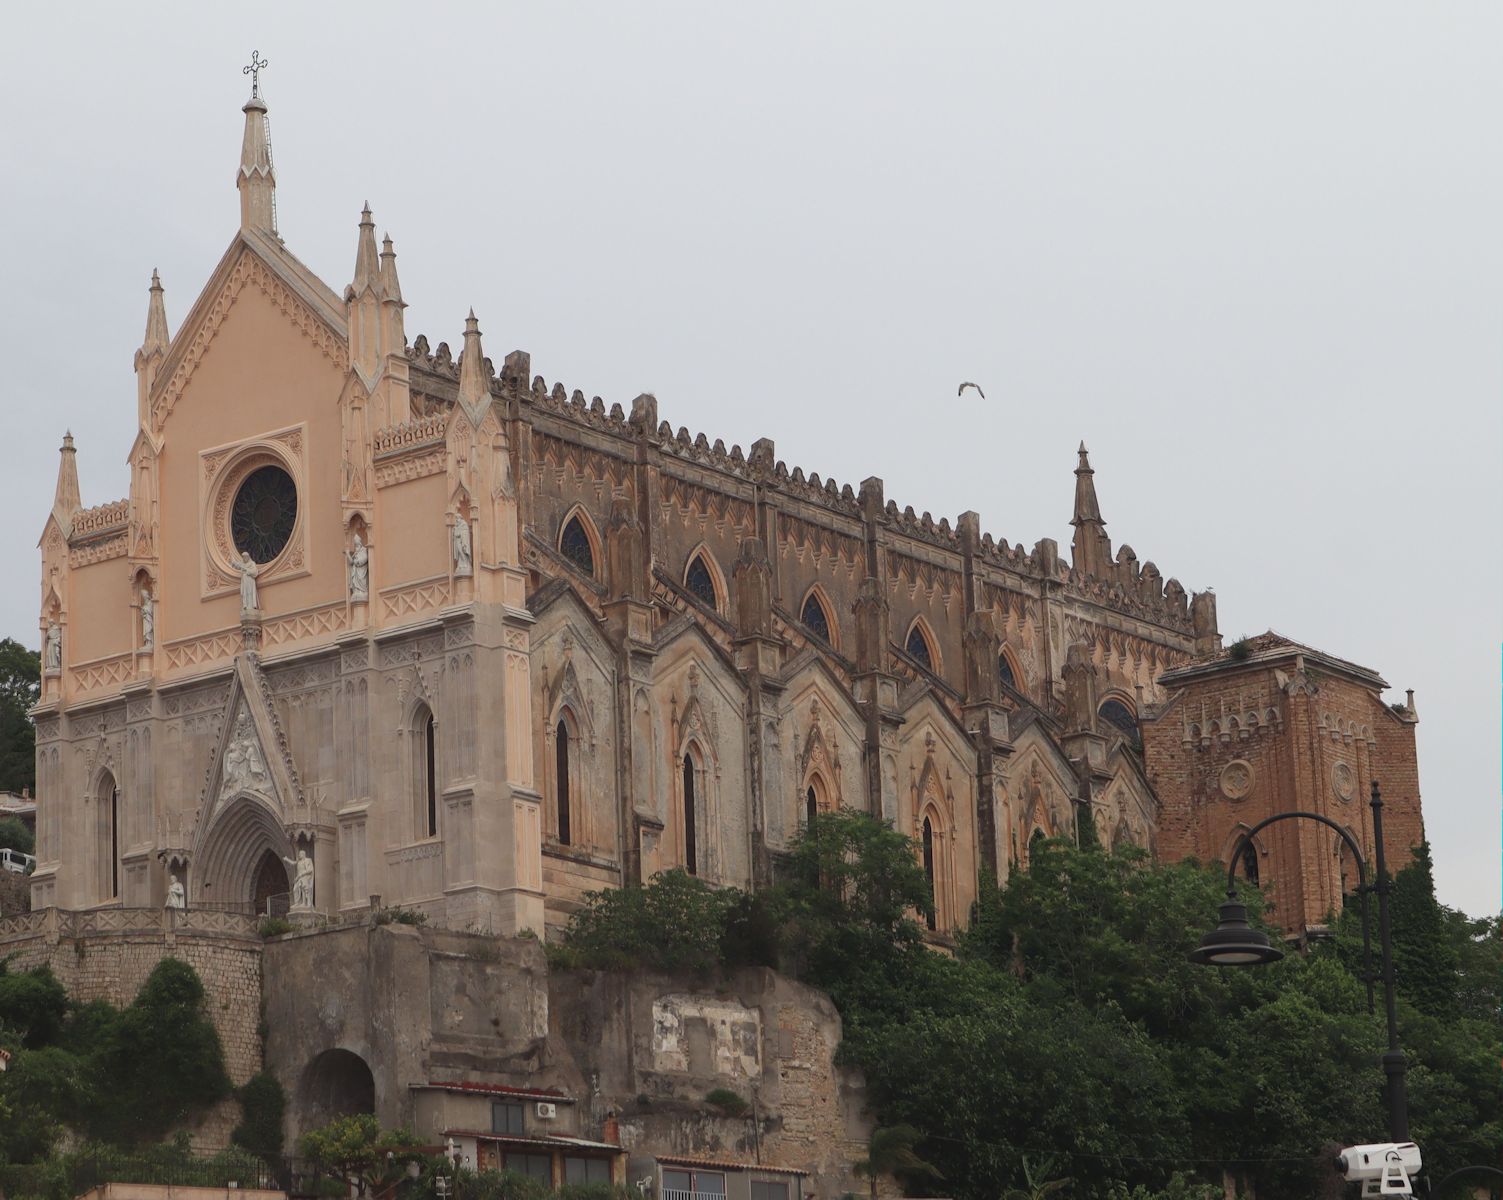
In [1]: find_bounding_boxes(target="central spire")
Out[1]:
[237,57,277,234]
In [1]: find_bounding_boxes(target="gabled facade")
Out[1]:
[31,82,1421,940]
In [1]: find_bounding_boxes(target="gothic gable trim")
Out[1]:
[151,233,349,432]
[189,654,305,859]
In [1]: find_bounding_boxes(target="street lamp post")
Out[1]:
[1190,781,1408,1143]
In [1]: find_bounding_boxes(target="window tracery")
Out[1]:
[559,514,595,578]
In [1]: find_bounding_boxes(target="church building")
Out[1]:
[30,78,1424,940]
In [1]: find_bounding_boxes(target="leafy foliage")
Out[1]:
[232,1072,287,1160]
[555,811,1502,1200]
[0,638,39,795]
[549,868,737,975]
[296,1114,423,1195]
[0,815,34,856]
[0,957,232,1162]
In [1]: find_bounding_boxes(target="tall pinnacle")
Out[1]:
[237,56,277,234]
[350,204,379,293]
[1070,441,1112,578]
[53,432,81,528]
[141,269,169,356]
[456,310,490,416]
[1071,441,1104,528]
[379,234,404,305]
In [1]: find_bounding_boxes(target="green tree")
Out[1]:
[80,958,232,1144]
[0,962,69,1048]
[232,1072,287,1160]
[1387,841,1459,1018]
[853,1124,942,1200]
[551,869,735,975]
[297,1113,423,1197]
[0,815,33,855]
[0,638,39,795]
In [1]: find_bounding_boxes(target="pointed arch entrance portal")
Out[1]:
[252,849,290,915]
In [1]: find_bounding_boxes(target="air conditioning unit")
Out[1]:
[535,1102,557,1120]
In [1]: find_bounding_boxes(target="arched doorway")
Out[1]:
[252,849,289,915]
[299,1048,375,1129]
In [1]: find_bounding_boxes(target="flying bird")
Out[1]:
[957,381,986,400]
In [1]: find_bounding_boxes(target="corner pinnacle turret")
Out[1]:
[1069,442,1112,577]
[456,310,491,421]
[52,432,81,533]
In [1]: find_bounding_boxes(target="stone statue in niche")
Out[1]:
[44,621,61,672]
[451,516,473,577]
[140,589,155,649]
[234,552,260,614]
[165,873,185,909]
[346,533,369,601]
[221,711,270,798]
[283,847,314,910]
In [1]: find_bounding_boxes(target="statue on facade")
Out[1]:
[346,533,369,601]
[44,621,61,672]
[235,552,260,614]
[140,589,155,649]
[165,873,185,910]
[451,517,472,577]
[282,847,314,910]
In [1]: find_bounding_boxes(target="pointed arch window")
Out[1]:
[684,553,719,611]
[905,621,936,672]
[800,591,833,645]
[682,753,699,876]
[1098,699,1139,739]
[413,704,438,839]
[555,718,572,846]
[1028,827,1048,868]
[921,815,938,931]
[997,651,1017,692]
[1238,839,1260,887]
[559,513,596,578]
[97,771,119,902]
[806,786,818,829]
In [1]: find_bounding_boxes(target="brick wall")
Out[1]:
[1143,645,1422,933]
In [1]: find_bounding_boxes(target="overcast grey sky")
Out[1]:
[2,3,1498,915]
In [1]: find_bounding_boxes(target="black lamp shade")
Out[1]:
[1189,898,1284,966]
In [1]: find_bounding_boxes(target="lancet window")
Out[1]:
[559,514,595,578]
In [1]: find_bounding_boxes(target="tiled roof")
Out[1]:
[656,1153,808,1176]
[417,1080,572,1102]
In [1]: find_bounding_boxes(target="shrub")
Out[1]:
[375,907,428,926]
[232,1072,286,1160]
[258,917,293,938]
[554,870,735,976]
[705,1087,749,1117]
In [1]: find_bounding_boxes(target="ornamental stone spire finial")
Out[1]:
[1070,441,1112,578]
[379,233,404,305]
[53,431,81,530]
[456,309,491,420]
[237,51,277,233]
[141,269,169,356]
[351,203,378,294]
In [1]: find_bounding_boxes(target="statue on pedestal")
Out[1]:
[165,873,185,910]
[44,621,61,672]
[346,533,369,601]
[283,847,315,910]
[140,590,155,649]
[451,517,472,577]
[235,552,260,614]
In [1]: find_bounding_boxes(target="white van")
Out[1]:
[0,847,35,875]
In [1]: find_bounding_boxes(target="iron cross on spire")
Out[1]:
[243,50,268,98]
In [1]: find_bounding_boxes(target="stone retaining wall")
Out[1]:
[0,908,264,1149]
